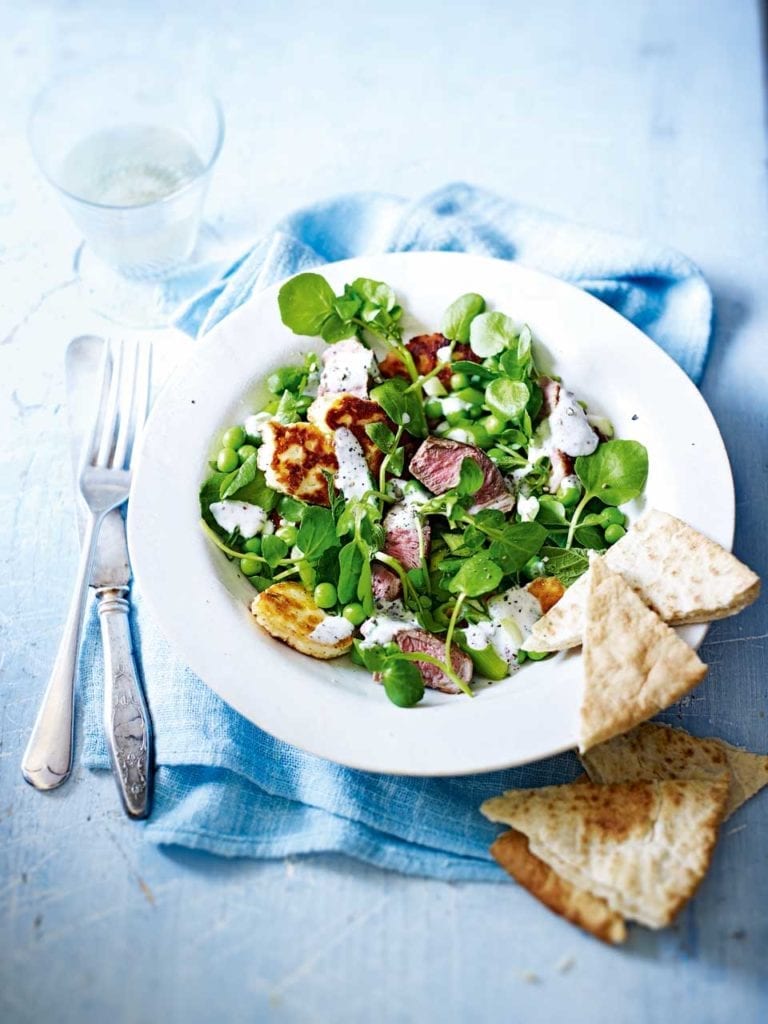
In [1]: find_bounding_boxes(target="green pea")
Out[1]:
[601,507,626,526]
[343,602,366,626]
[216,447,239,473]
[464,421,492,449]
[558,484,581,508]
[267,366,303,395]
[237,444,258,463]
[450,372,469,391]
[455,387,485,406]
[243,537,262,554]
[465,405,484,421]
[526,650,550,661]
[381,661,425,708]
[239,556,262,577]
[313,582,337,609]
[604,524,626,545]
[523,556,546,581]
[425,399,443,420]
[276,524,299,546]
[222,426,246,450]
[481,414,507,437]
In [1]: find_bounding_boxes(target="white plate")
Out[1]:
[128,252,734,776]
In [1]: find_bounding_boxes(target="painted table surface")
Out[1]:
[1,1,767,1021]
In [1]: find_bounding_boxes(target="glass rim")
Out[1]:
[28,61,226,213]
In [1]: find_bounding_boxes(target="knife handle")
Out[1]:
[97,589,153,819]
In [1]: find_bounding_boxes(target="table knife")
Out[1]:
[66,336,153,819]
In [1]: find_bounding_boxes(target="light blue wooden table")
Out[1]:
[1,2,766,1021]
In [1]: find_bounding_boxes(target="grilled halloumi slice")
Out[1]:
[307,393,390,473]
[258,420,338,505]
[251,582,353,659]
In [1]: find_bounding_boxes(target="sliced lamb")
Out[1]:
[379,333,480,388]
[409,437,515,514]
[392,629,473,694]
[383,502,431,571]
[372,564,401,603]
[318,338,374,398]
[548,448,574,493]
[540,377,561,416]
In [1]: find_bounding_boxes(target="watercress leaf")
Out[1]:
[456,457,484,496]
[354,640,390,673]
[262,535,288,568]
[381,659,425,708]
[536,496,567,526]
[277,495,306,522]
[337,542,363,604]
[447,553,503,598]
[574,524,606,550]
[199,472,229,530]
[366,421,396,454]
[274,389,300,424]
[351,277,396,312]
[469,311,517,358]
[485,378,529,421]
[334,294,361,320]
[388,446,405,477]
[370,378,427,437]
[229,468,278,511]
[297,559,317,590]
[449,360,496,382]
[297,506,339,562]
[575,439,649,506]
[219,453,258,499]
[474,508,506,532]
[488,522,547,573]
[321,312,357,343]
[357,557,374,616]
[278,273,336,336]
[441,292,486,342]
[539,545,590,587]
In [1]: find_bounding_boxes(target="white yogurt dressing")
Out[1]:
[209,500,268,539]
[548,389,599,457]
[436,345,452,363]
[359,600,419,648]
[308,616,355,644]
[463,586,543,670]
[517,494,540,522]
[333,427,373,500]
[319,338,374,396]
[244,412,273,440]
[441,395,472,417]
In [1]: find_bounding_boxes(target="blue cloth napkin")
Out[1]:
[80,183,713,879]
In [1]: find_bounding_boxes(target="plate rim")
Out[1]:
[128,250,734,776]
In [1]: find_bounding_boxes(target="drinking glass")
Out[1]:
[29,61,224,327]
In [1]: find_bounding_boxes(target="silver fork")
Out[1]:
[22,339,148,791]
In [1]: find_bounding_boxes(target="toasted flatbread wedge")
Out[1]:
[491,830,627,945]
[482,778,728,929]
[579,557,707,752]
[580,722,768,820]
[523,509,760,652]
[251,582,352,659]
[258,421,338,506]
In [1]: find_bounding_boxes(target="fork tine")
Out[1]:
[84,340,113,467]
[96,339,124,467]
[111,340,140,470]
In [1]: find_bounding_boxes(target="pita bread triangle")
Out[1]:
[490,830,627,944]
[523,509,760,653]
[579,555,708,752]
[580,722,768,819]
[482,777,728,929]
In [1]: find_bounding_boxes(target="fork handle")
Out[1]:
[97,589,153,819]
[21,512,103,790]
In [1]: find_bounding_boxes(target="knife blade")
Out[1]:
[65,336,153,819]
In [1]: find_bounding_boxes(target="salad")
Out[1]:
[199,273,649,708]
